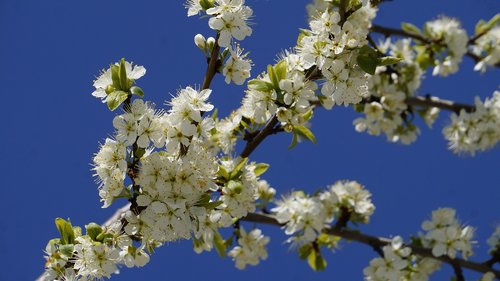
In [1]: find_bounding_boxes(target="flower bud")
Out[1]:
[206,37,215,53]
[194,34,206,50]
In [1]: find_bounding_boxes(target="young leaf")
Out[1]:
[107,90,129,111]
[55,218,75,245]
[85,222,103,241]
[307,250,327,271]
[294,125,316,144]
[248,79,274,92]
[267,64,280,91]
[119,58,129,91]
[274,60,288,81]
[214,232,227,257]
[253,163,270,177]
[401,22,422,36]
[230,158,248,179]
[378,56,403,66]
[357,46,379,75]
[288,131,299,150]
[130,86,144,97]
[298,243,313,260]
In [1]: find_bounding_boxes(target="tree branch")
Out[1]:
[240,116,280,158]
[202,33,221,90]
[371,24,500,68]
[405,96,475,114]
[240,212,500,279]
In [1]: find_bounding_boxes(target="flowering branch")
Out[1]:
[202,33,221,90]
[371,24,500,68]
[241,212,500,278]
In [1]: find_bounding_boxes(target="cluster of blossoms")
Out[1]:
[420,208,475,259]
[424,17,468,77]
[228,227,270,269]
[42,220,150,281]
[187,0,253,48]
[222,44,252,85]
[272,181,374,244]
[298,2,377,107]
[241,58,318,128]
[363,236,441,281]
[443,90,500,155]
[471,25,500,73]
[353,39,439,145]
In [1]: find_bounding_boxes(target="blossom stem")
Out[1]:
[202,33,221,90]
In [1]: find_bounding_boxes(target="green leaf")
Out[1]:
[475,19,487,34]
[230,158,248,179]
[85,223,103,241]
[274,60,288,81]
[130,86,144,97]
[294,125,316,144]
[302,110,313,121]
[135,147,146,159]
[248,79,274,92]
[401,22,422,35]
[204,200,223,210]
[111,64,121,90]
[288,132,299,150]
[119,58,130,91]
[253,163,270,177]
[357,45,379,75]
[55,218,75,245]
[308,250,327,271]
[218,165,230,180]
[317,233,340,249]
[107,90,129,111]
[194,193,211,207]
[214,232,226,257]
[59,244,74,257]
[267,64,280,91]
[298,244,313,260]
[378,56,403,66]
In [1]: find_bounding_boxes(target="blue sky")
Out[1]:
[1,0,499,280]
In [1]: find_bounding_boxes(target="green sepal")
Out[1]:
[253,163,270,177]
[85,223,103,241]
[248,79,274,92]
[357,45,379,75]
[378,56,403,66]
[214,231,227,257]
[401,22,422,36]
[294,125,316,144]
[55,218,75,245]
[130,86,144,97]
[107,90,129,111]
[194,193,211,207]
[308,249,327,271]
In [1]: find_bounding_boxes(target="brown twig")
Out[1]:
[240,212,500,279]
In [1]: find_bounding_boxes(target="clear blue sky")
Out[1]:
[1,0,499,280]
